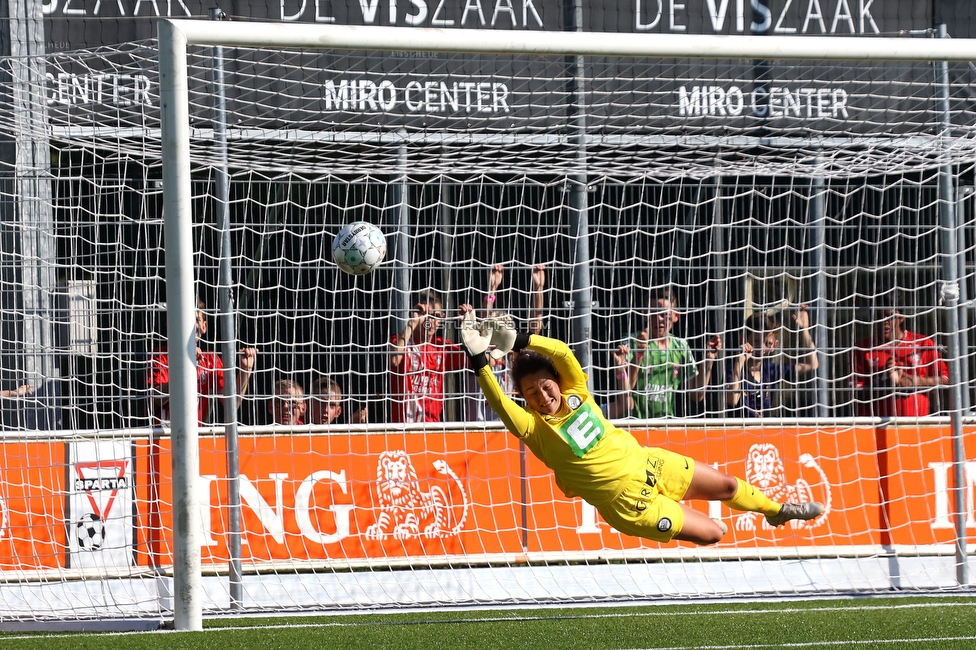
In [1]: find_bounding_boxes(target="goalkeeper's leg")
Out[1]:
[681,459,823,527]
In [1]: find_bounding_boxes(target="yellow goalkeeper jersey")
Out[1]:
[477,335,646,507]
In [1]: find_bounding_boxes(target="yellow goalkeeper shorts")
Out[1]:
[598,447,695,543]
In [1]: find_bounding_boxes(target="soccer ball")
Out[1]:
[332,221,387,275]
[76,513,104,551]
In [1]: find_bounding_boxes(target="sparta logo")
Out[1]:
[657,518,672,532]
[566,394,583,410]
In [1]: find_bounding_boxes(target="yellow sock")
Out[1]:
[722,478,781,516]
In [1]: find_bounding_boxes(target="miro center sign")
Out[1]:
[40,0,973,135]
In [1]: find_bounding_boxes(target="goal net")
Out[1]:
[0,23,974,626]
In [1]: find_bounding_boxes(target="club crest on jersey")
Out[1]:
[556,402,606,458]
[567,394,583,410]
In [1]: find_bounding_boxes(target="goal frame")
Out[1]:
[157,19,976,631]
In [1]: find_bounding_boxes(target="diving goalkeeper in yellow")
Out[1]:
[459,308,823,545]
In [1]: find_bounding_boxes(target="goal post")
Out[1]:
[155,19,976,631]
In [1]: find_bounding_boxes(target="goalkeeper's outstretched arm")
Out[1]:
[521,334,587,389]
[459,307,533,435]
[474,361,532,437]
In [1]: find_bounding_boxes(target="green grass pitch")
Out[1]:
[2,595,975,649]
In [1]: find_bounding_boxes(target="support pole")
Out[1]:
[391,139,412,332]
[955,189,972,414]
[209,7,243,611]
[810,165,829,417]
[936,23,968,586]
[158,20,203,631]
[708,175,728,416]
[564,0,593,379]
[438,175,458,421]
[709,176,727,335]
[4,0,59,429]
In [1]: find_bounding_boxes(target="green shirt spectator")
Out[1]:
[617,286,722,419]
[623,334,699,418]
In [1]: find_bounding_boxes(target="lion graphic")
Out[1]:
[734,443,831,531]
[364,450,468,540]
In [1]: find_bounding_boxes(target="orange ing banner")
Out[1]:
[130,424,976,567]
[0,424,974,570]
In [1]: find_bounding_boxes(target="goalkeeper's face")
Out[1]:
[519,371,562,415]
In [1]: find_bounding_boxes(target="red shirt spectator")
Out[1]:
[148,347,225,423]
[148,302,257,425]
[389,290,466,423]
[390,334,466,423]
[852,306,948,418]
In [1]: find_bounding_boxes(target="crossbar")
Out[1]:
[164,19,976,61]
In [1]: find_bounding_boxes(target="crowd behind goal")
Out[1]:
[55,271,950,432]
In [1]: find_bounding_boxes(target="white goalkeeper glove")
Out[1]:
[459,310,492,358]
[485,314,517,360]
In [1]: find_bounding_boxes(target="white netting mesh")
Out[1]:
[0,37,974,621]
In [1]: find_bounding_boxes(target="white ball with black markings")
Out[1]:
[76,512,104,551]
[332,221,387,275]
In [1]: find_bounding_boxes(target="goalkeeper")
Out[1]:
[460,308,823,545]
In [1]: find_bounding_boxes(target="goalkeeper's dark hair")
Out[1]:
[511,350,559,395]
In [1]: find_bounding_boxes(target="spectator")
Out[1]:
[269,379,306,426]
[726,306,819,417]
[308,376,368,425]
[389,289,467,423]
[0,381,62,430]
[852,297,948,418]
[0,383,34,430]
[603,344,634,419]
[148,300,258,425]
[619,287,722,418]
[464,264,547,422]
[308,377,343,425]
[1,383,33,399]
[527,264,546,336]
